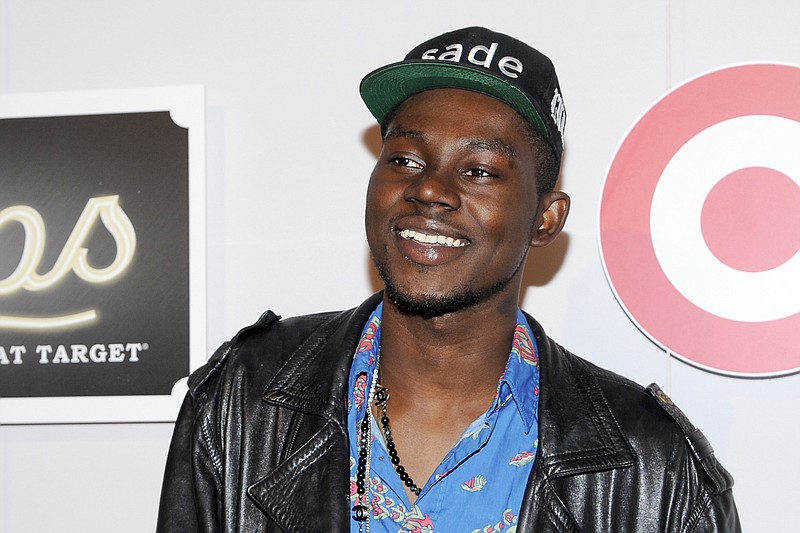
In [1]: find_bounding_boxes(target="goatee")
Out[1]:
[373,256,519,319]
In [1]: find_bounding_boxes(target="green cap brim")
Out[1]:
[360,61,550,140]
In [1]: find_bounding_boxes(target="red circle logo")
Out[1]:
[599,64,800,377]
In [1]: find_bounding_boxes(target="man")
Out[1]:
[158,27,741,532]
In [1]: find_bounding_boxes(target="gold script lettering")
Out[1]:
[0,195,136,330]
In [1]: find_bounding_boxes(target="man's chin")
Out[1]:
[374,256,517,319]
[384,283,481,319]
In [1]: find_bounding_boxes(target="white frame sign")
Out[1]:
[0,86,206,423]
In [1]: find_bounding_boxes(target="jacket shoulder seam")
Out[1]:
[187,309,283,396]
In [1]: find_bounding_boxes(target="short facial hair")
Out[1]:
[372,253,525,319]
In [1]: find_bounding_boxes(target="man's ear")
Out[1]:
[530,191,570,247]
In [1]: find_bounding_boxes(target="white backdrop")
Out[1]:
[1,1,798,531]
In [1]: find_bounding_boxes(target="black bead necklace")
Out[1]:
[352,371,422,530]
[374,383,422,496]
[352,409,371,523]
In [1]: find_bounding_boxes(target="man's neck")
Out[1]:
[377,290,519,407]
[370,290,522,503]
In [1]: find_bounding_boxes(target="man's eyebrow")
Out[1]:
[384,129,517,160]
[384,128,426,142]
[464,138,517,159]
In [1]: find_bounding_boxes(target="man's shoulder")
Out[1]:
[186,293,384,401]
[186,307,355,399]
[553,343,699,444]
[549,341,735,496]
[567,350,698,445]
[523,313,692,442]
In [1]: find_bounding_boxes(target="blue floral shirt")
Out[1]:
[347,303,541,533]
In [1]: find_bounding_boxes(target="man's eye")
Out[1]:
[464,168,497,178]
[389,156,423,169]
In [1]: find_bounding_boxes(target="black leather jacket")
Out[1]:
[157,293,741,532]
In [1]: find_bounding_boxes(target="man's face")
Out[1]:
[365,88,567,318]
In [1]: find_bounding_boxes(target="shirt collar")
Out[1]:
[347,302,382,416]
[496,309,540,433]
[347,304,540,432]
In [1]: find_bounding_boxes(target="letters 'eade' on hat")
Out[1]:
[360,26,567,163]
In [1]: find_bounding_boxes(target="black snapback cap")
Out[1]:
[360,26,567,163]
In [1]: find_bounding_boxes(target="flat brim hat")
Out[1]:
[360,26,566,163]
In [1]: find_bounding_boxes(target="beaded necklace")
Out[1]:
[374,384,422,496]
[352,366,422,530]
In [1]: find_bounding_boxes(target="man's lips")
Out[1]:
[397,228,469,248]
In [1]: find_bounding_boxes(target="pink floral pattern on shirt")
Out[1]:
[511,324,538,366]
[357,315,381,366]
[349,472,434,532]
[509,450,536,467]
[471,509,518,532]
[353,373,367,411]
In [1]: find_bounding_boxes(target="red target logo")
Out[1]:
[599,64,800,377]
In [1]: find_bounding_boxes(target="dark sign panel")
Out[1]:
[0,87,205,422]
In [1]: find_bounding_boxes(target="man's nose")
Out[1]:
[404,170,461,210]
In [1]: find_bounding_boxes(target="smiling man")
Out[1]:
[158,27,741,532]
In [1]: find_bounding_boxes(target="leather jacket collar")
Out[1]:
[252,293,639,531]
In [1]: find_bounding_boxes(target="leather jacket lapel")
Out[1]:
[249,293,382,532]
[247,418,349,532]
[526,312,637,478]
[261,292,382,416]
[518,313,637,532]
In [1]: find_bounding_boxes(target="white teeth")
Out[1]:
[399,229,467,247]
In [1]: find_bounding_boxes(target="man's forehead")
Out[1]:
[384,88,532,151]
